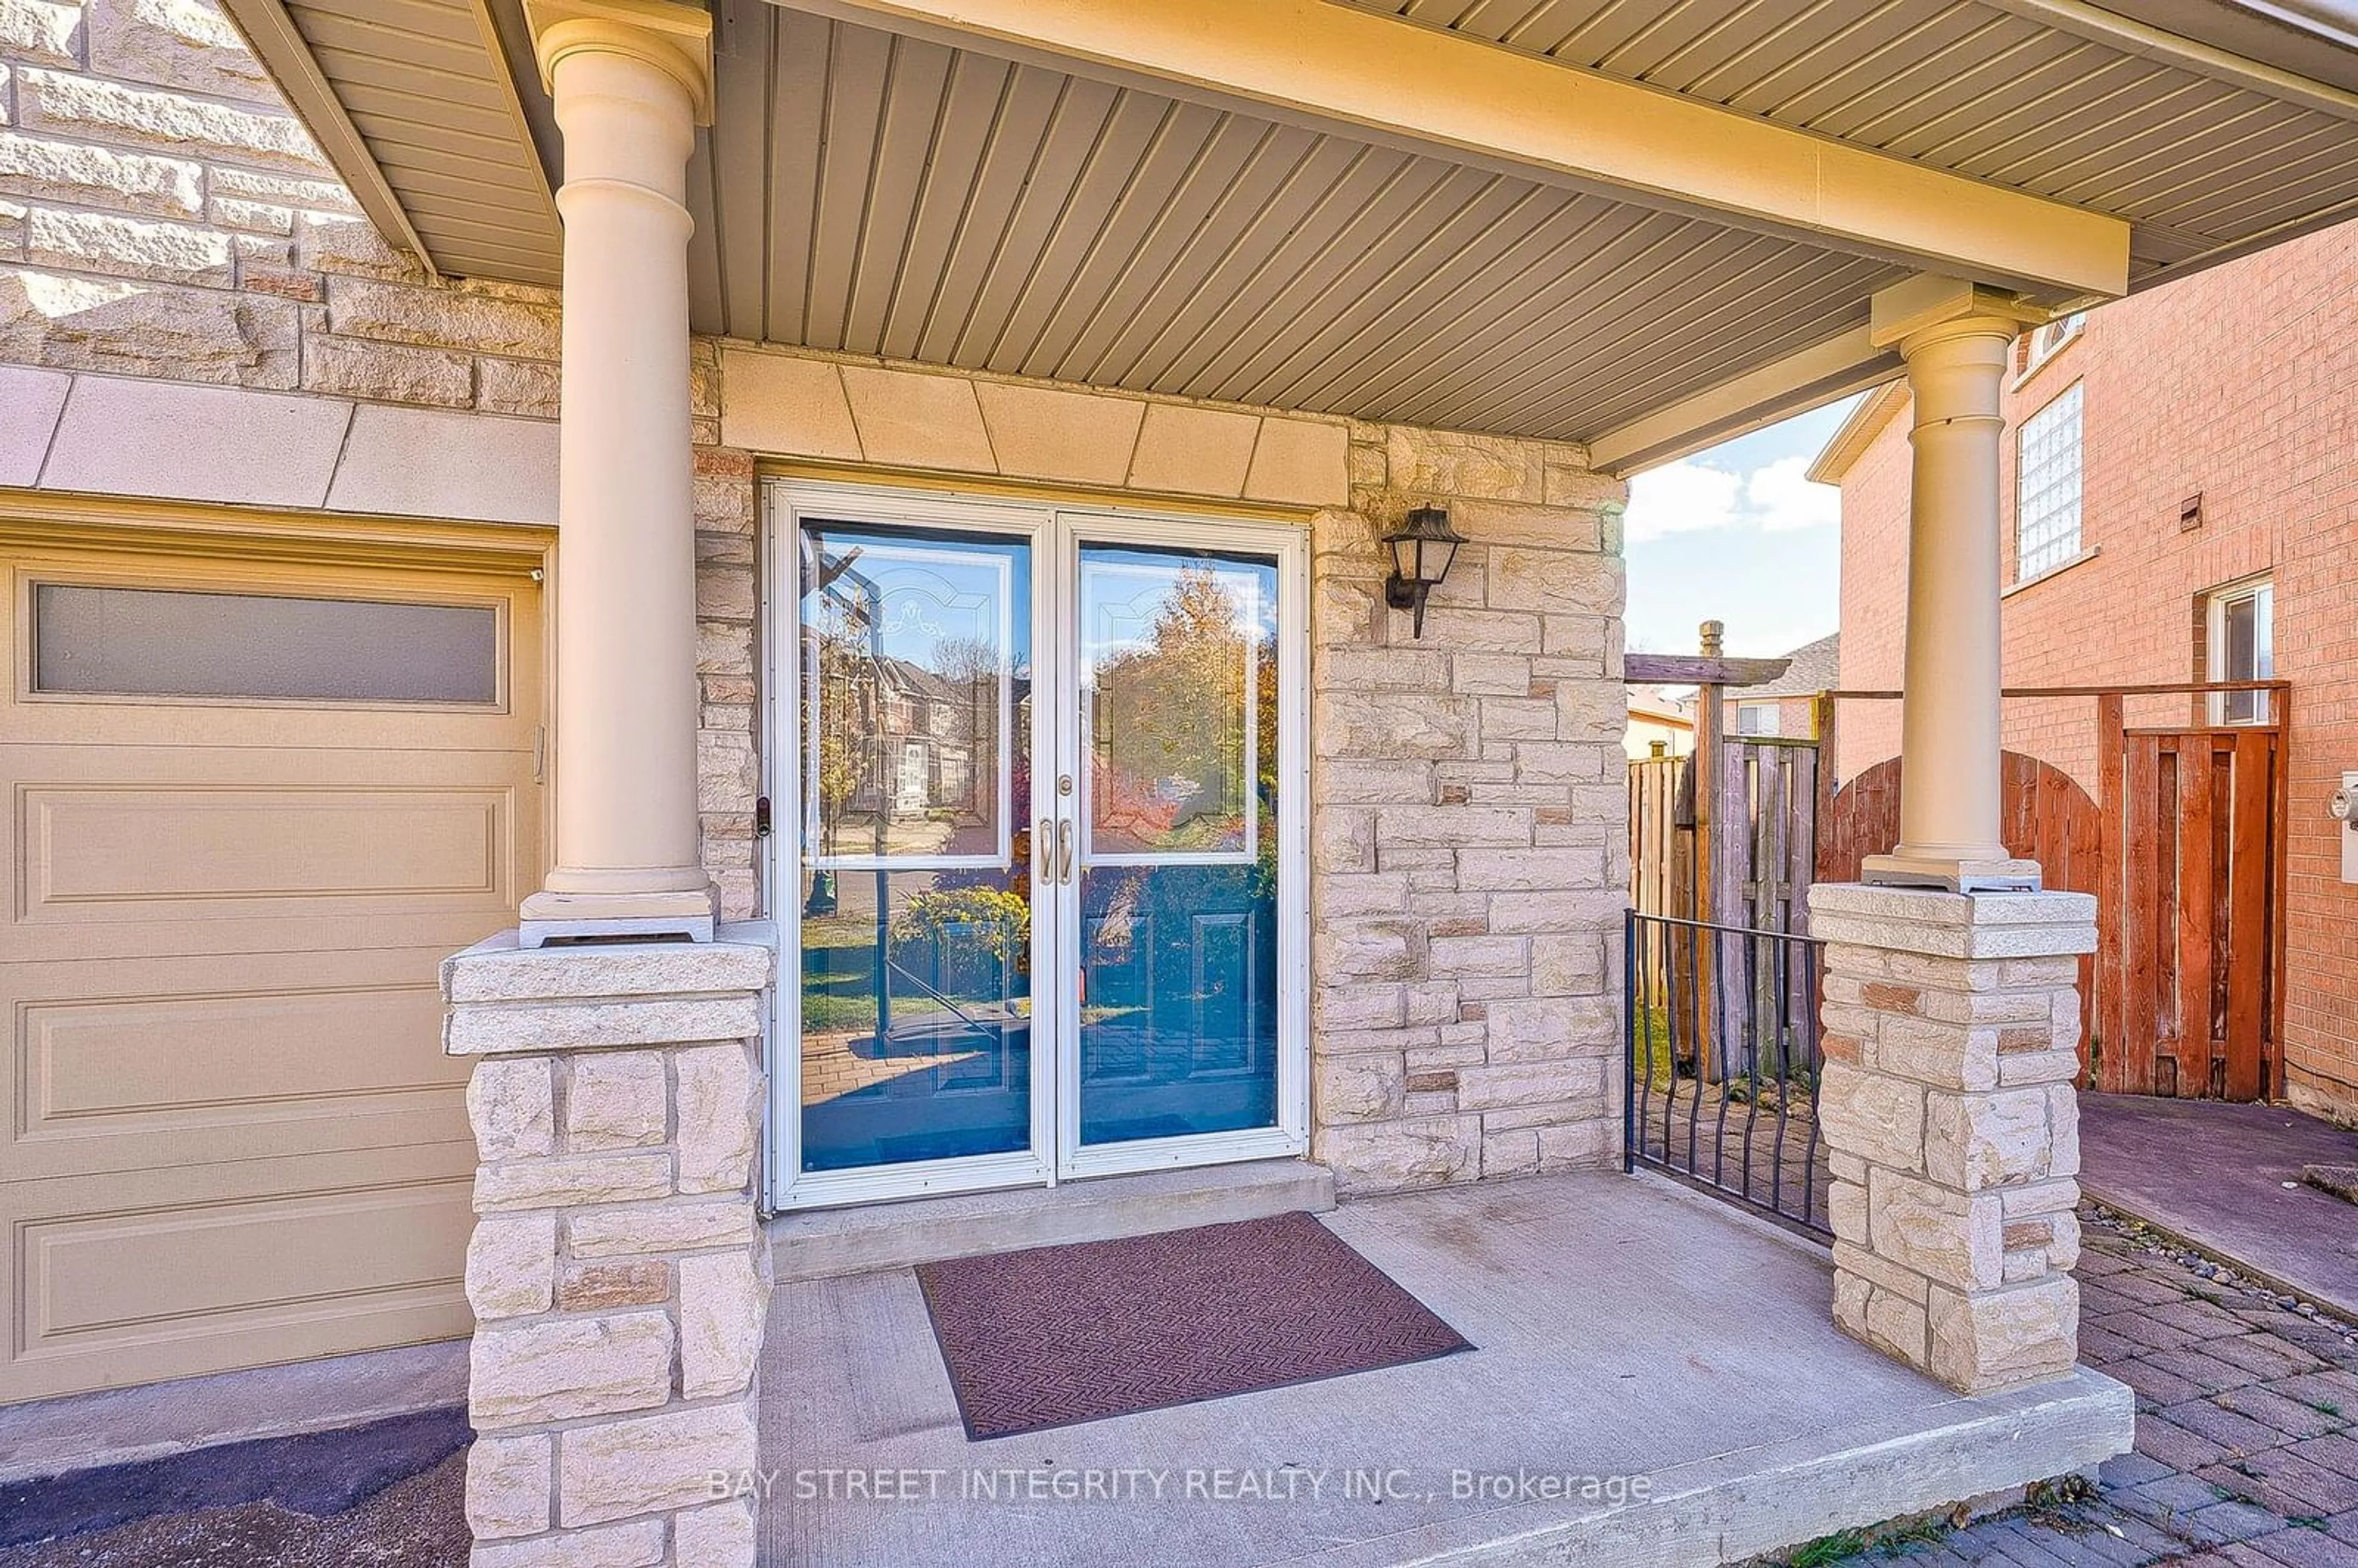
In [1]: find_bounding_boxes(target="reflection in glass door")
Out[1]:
[774,486,1305,1207]
[792,520,1043,1187]
[1070,543,1281,1156]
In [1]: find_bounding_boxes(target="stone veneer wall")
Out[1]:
[1310,428,1628,1192]
[1,0,1634,1195]
[0,0,561,408]
[0,0,766,915]
[1812,884,2095,1394]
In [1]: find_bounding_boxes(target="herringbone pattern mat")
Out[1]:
[917,1211,1471,1440]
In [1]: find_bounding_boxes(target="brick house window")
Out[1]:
[1736,702,1780,737]
[2016,381,2083,581]
[2206,576,2274,724]
[2018,311,2086,377]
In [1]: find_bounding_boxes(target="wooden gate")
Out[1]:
[1817,685,2287,1101]
[1711,738,1821,936]
[2098,704,2284,1100]
[1627,741,1820,934]
[1627,752,1690,997]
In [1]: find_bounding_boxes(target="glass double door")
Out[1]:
[776,485,1305,1208]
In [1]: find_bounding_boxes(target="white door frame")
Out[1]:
[1049,509,1310,1182]
[762,478,1309,1211]
[764,481,1057,1211]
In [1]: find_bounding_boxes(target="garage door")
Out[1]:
[0,519,544,1403]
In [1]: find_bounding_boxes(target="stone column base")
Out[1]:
[516,887,720,947]
[1808,883,2096,1395]
[1861,851,2042,895]
[444,931,773,1567]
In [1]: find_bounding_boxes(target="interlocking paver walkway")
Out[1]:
[1832,1209,2358,1567]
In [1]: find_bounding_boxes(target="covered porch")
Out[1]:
[192,0,2358,1562]
[763,1171,2127,1566]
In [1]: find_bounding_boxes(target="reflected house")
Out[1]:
[800,532,1038,1171]
[848,656,1001,840]
[804,537,1020,866]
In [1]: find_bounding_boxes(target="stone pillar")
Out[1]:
[518,0,718,945]
[1810,883,2096,1394]
[445,937,772,1568]
[1860,276,2046,894]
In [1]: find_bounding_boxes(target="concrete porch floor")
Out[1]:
[760,1171,2133,1567]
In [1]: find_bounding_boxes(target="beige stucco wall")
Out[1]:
[0,0,1632,1192]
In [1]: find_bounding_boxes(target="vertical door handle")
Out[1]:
[1037,818,1055,884]
[1057,818,1075,885]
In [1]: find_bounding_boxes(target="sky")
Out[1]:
[1621,395,1860,659]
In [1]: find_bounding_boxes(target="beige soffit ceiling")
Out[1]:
[232,0,2358,464]
[222,0,563,285]
[688,6,1918,447]
[1337,0,2358,284]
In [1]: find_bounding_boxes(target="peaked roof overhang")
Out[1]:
[1807,382,1913,486]
[221,0,2358,469]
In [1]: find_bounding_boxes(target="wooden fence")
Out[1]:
[1626,715,1823,1080]
[1814,682,2289,1101]
[1627,753,1690,997]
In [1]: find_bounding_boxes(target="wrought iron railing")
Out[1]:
[1624,909,1831,1240]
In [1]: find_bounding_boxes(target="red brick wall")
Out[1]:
[1833,220,2358,1121]
[1834,396,1910,781]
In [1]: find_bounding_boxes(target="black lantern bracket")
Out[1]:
[1380,505,1466,638]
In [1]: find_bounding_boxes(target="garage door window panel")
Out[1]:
[31,584,502,707]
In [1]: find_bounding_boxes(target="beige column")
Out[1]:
[518,0,718,945]
[1861,277,2046,894]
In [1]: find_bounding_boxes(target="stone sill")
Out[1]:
[2002,545,2100,599]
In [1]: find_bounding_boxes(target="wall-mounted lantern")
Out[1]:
[1381,505,1465,638]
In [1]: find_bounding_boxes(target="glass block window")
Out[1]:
[2016,381,2083,581]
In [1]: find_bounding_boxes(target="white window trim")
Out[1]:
[1735,701,1781,737]
[2204,573,2274,726]
[2014,311,2087,386]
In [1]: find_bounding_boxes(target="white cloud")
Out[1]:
[1624,459,1741,541]
[1625,452,1837,542]
[1744,455,1840,533]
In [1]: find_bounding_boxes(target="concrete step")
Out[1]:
[766,1159,1335,1283]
